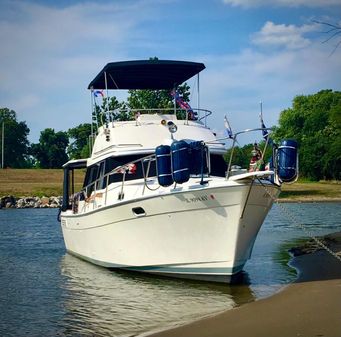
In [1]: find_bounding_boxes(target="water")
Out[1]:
[1,203,341,337]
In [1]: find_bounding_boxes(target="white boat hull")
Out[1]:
[61,179,280,283]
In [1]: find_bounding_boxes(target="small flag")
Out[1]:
[259,111,269,141]
[170,90,197,120]
[127,163,137,174]
[170,89,179,100]
[224,115,233,138]
[259,102,269,140]
[94,90,104,98]
[118,163,137,174]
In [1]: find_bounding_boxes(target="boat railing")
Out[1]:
[224,127,274,179]
[72,153,157,213]
[101,107,213,127]
[70,127,274,213]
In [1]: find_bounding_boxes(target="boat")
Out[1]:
[60,59,298,283]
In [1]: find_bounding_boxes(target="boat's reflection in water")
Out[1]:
[59,254,255,337]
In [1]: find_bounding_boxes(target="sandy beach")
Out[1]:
[147,233,341,337]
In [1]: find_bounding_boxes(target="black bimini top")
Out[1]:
[88,60,205,90]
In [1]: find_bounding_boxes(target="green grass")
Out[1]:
[0,169,84,197]
[280,180,341,201]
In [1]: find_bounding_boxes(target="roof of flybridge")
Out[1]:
[88,60,205,90]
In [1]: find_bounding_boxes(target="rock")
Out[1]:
[41,197,49,206]
[49,196,61,208]
[16,198,26,208]
[0,195,63,209]
[1,196,16,208]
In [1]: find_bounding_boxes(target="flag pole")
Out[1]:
[260,101,263,118]
[104,71,110,124]
[197,73,200,110]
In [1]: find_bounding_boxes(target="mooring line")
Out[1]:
[258,179,341,262]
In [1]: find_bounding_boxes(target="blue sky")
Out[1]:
[0,0,340,144]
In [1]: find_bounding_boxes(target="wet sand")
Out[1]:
[147,232,341,337]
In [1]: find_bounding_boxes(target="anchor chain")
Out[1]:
[258,179,341,262]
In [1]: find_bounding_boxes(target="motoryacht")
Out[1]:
[60,59,298,282]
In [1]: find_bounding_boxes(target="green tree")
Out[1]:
[68,123,92,159]
[31,128,69,168]
[224,141,272,169]
[0,108,30,168]
[273,90,341,180]
[92,57,192,124]
[95,96,130,124]
[127,83,190,119]
[93,84,191,127]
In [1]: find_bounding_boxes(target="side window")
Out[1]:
[90,165,99,184]
[84,165,99,197]
[83,169,91,188]
[210,154,227,177]
[83,154,155,188]
[96,161,106,190]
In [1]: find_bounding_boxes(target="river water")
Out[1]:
[1,203,341,337]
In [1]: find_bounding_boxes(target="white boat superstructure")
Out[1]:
[60,60,298,283]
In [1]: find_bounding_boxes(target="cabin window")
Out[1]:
[209,154,227,177]
[82,154,225,192]
[82,154,156,191]
[83,164,99,197]
[96,161,106,190]
[107,155,156,184]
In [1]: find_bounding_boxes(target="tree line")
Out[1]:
[0,89,340,181]
[224,90,341,181]
[0,108,89,169]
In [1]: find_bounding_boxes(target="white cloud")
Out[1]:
[222,0,341,8]
[1,0,340,146]
[0,1,143,90]
[0,0,161,141]
[251,21,317,50]
[198,42,341,142]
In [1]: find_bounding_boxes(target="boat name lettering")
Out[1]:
[184,195,211,203]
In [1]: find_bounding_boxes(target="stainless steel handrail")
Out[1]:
[225,127,274,179]
[104,107,213,125]
[76,153,156,211]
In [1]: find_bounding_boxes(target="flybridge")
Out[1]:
[87,60,205,90]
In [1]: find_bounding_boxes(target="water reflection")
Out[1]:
[59,254,255,337]
[2,204,341,336]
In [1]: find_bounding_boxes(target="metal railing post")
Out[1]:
[105,174,109,206]
[226,135,237,179]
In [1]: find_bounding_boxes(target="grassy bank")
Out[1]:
[0,169,340,201]
[0,169,84,197]
[279,180,341,202]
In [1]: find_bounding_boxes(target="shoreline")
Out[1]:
[0,195,62,209]
[278,197,341,203]
[144,232,341,337]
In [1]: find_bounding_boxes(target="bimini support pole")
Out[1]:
[90,86,95,153]
[104,71,110,123]
[173,87,177,115]
[197,73,202,124]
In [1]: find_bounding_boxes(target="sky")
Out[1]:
[0,0,341,144]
